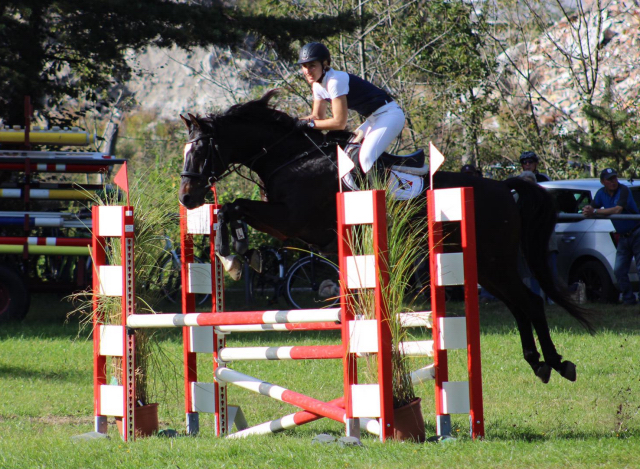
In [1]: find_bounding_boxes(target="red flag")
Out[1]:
[114,162,130,206]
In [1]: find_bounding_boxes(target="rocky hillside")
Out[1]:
[125,45,262,119]
[126,2,640,128]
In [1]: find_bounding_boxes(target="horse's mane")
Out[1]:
[203,89,297,129]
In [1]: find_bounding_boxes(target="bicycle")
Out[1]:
[248,245,340,310]
[158,235,210,306]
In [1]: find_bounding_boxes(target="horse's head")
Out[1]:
[179,112,221,209]
[179,89,297,209]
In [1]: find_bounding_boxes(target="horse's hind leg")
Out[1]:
[482,279,552,383]
[527,300,577,382]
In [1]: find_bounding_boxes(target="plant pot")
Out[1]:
[116,403,159,438]
[393,398,425,442]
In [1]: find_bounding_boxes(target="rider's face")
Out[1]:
[301,61,323,84]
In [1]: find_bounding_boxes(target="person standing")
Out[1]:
[295,42,405,175]
[519,151,550,182]
[583,168,640,305]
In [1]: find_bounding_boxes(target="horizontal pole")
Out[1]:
[411,364,436,384]
[215,368,346,423]
[215,322,341,333]
[0,163,110,172]
[127,309,341,328]
[398,340,434,357]
[227,397,345,439]
[398,312,432,328]
[219,345,343,362]
[0,149,124,162]
[0,245,89,255]
[0,237,90,247]
[0,217,91,228]
[0,189,94,200]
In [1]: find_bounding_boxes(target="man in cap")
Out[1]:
[519,151,550,182]
[460,164,482,177]
[583,168,640,305]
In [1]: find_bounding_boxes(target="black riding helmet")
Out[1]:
[520,151,539,163]
[297,42,331,65]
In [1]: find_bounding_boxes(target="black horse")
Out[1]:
[179,90,592,383]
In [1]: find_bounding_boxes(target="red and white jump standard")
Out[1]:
[91,185,484,441]
[92,205,137,441]
[428,187,485,439]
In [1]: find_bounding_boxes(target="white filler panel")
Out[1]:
[433,188,463,222]
[98,325,124,357]
[435,252,465,286]
[98,265,123,296]
[342,191,375,225]
[346,255,377,289]
[186,204,211,235]
[189,326,215,354]
[99,385,124,417]
[442,381,470,414]
[348,319,379,354]
[188,263,212,294]
[97,206,123,237]
[191,382,217,413]
[350,384,381,418]
[439,317,468,350]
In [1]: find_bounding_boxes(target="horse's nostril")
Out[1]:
[181,194,191,206]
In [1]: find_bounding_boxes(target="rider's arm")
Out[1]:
[312,95,348,131]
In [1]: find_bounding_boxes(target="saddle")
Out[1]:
[342,136,427,201]
[343,131,429,176]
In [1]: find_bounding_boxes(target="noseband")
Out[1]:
[180,134,225,187]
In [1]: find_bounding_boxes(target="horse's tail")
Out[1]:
[504,177,595,334]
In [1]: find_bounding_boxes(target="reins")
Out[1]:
[182,121,347,195]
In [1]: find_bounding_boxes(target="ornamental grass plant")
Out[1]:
[68,170,183,407]
[345,173,430,407]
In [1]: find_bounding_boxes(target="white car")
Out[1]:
[539,179,640,302]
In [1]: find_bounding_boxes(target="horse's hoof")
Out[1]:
[248,250,262,273]
[535,363,551,383]
[559,361,577,382]
[217,254,243,281]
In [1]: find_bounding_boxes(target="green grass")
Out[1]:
[1,295,639,468]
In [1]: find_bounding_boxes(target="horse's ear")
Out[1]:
[187,113,201,130]
[260,89,281,106]
[180,114,190,129]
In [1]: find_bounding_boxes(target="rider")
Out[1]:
[295,42,406,175]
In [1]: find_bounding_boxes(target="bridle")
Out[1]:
[180,133,227,189]
[180,125,340,192]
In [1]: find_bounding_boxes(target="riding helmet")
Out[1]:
[520,151,539,163]
[297,42,331,65]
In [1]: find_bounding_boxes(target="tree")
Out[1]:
[0,0,356,125]
[566,76,640,176]
[232,0,492,166]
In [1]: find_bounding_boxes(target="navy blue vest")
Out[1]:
[345,74,393,117]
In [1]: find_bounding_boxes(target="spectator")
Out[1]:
[519,151,550,182]
[583,168,640,305]
[460,164,482,177]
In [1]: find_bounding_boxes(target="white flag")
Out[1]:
[429,142,445,187]
[337,145,355,179]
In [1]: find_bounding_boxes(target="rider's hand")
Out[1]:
[295,119,315,130]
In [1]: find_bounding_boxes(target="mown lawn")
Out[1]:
[1,294,639,468]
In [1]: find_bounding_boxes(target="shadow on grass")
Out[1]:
[0,364,87,384]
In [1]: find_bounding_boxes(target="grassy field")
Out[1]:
[1,293,639,468]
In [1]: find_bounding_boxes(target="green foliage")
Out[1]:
[565,78,640,177]
[0,0,357,125]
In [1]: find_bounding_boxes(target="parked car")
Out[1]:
[539,178,640,302]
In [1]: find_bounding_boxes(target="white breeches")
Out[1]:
[356,101,405,173]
